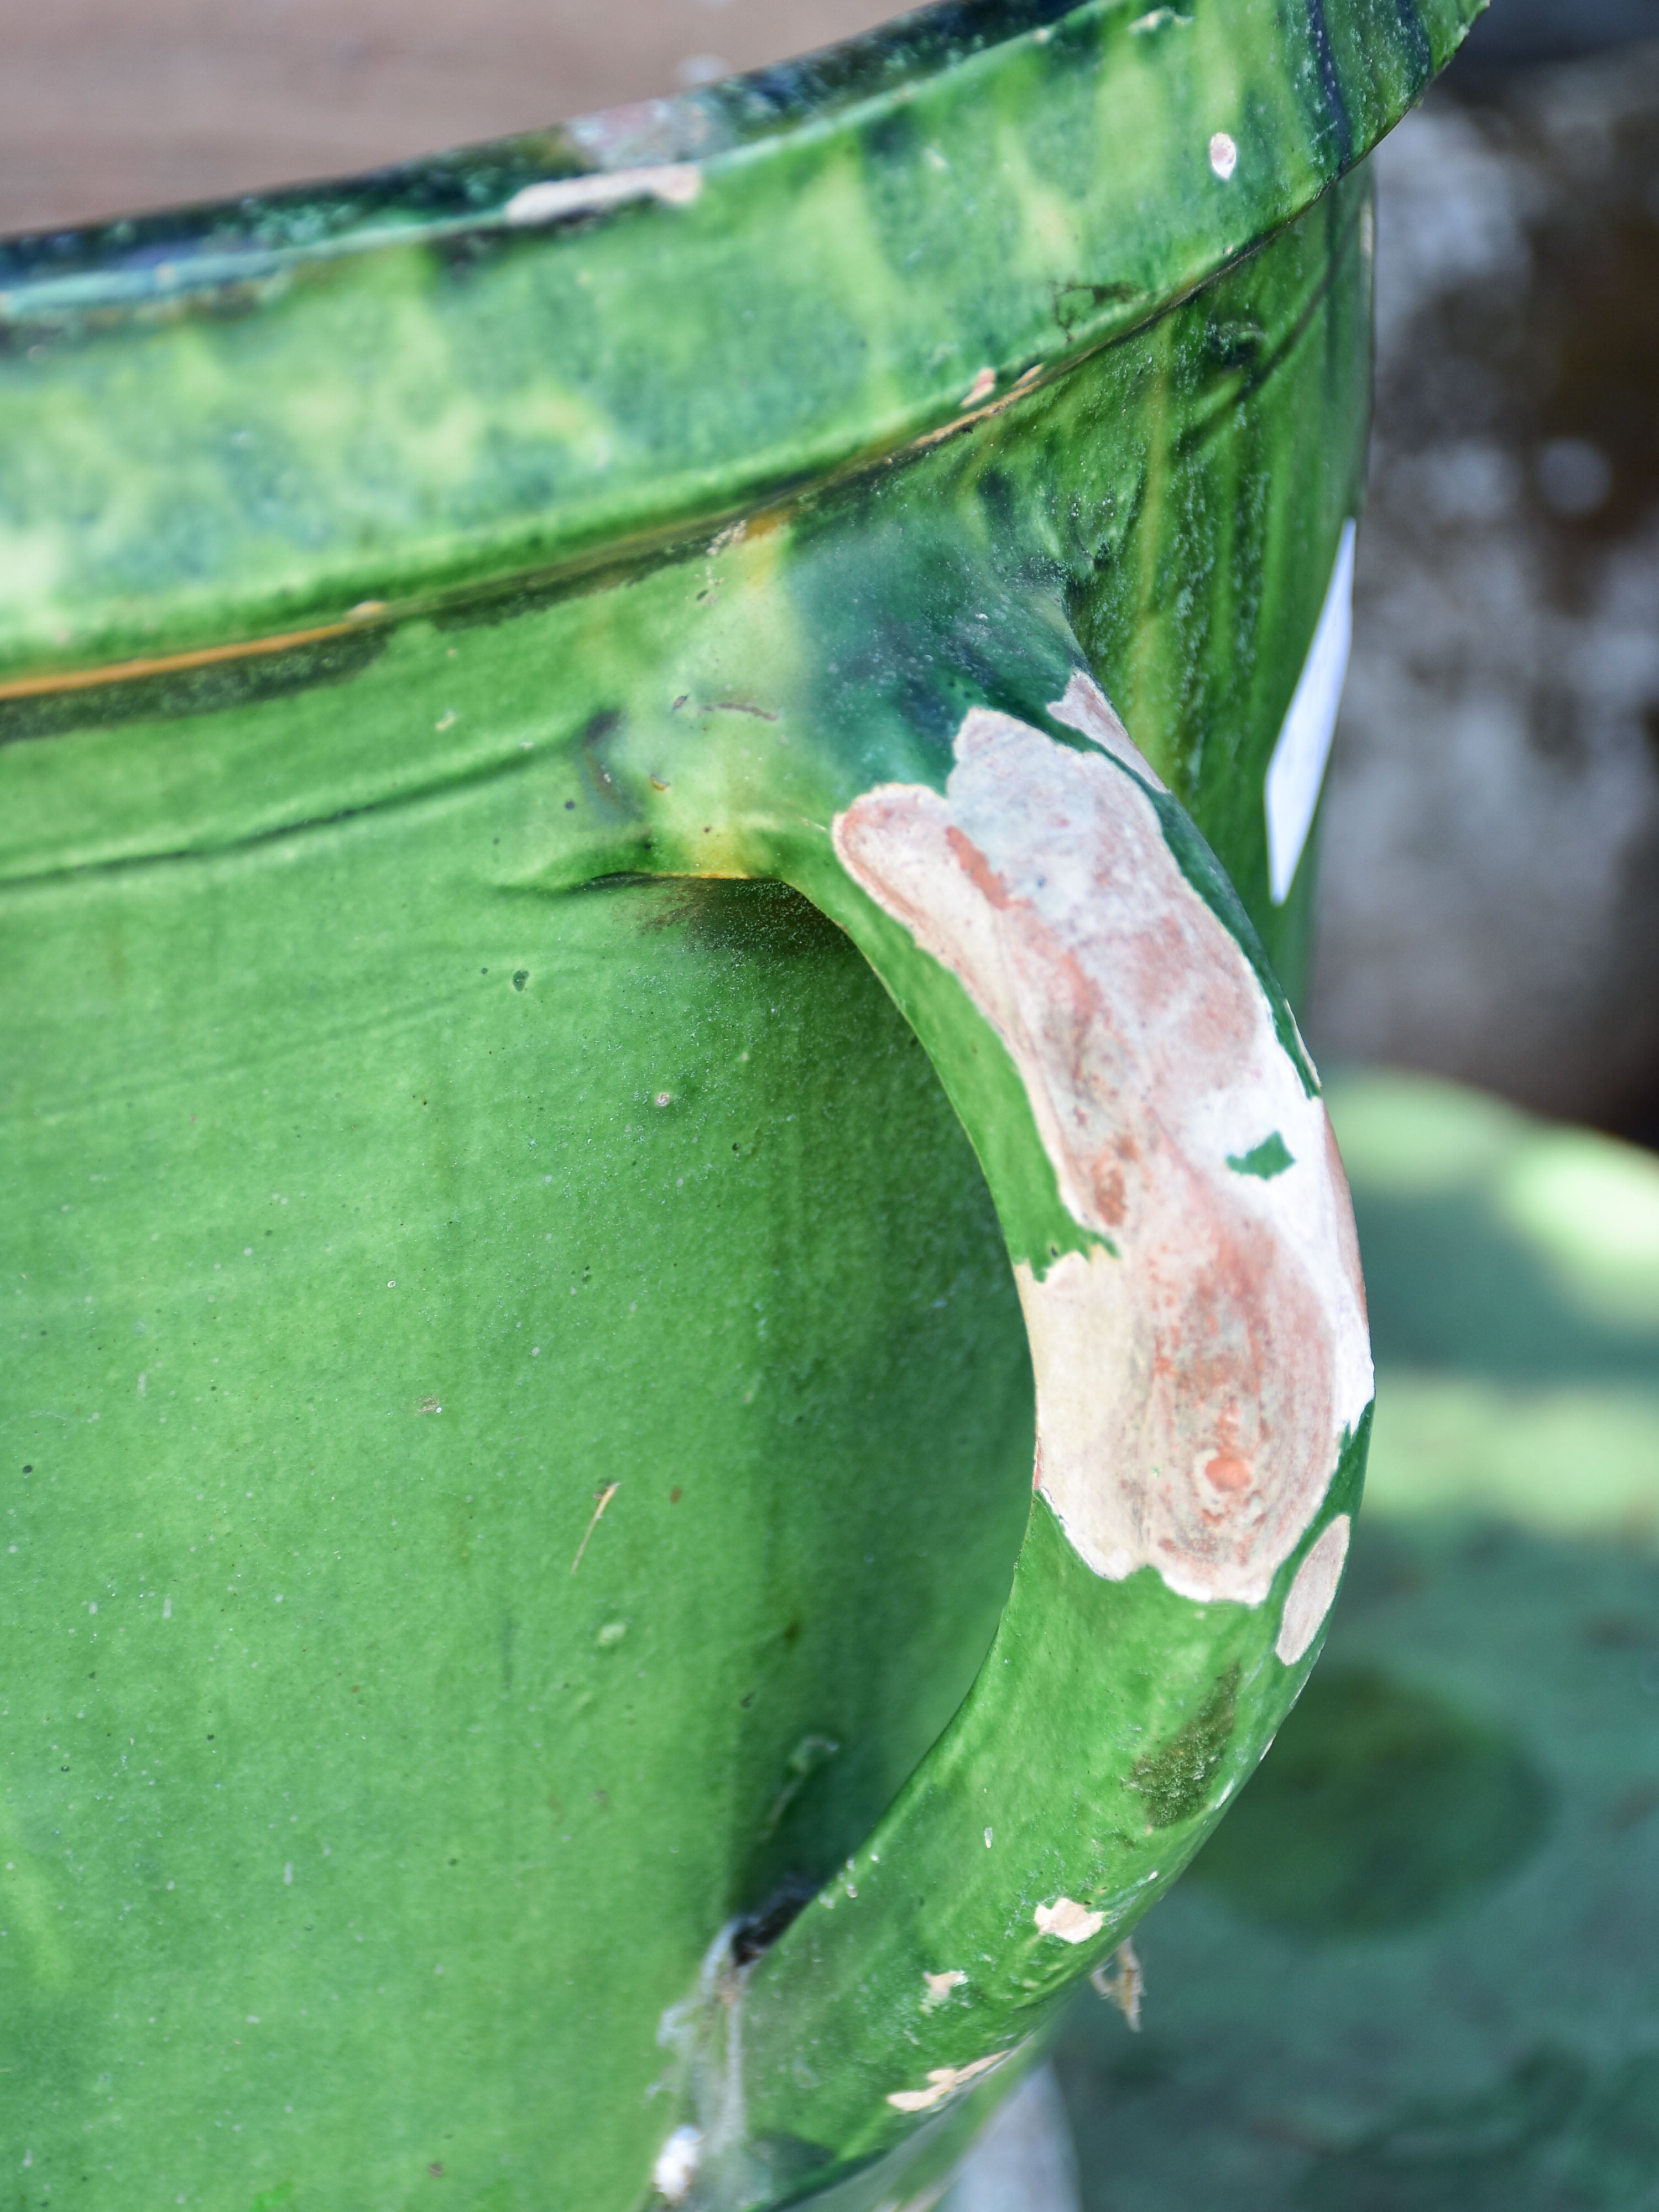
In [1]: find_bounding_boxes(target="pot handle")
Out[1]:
[669,670,1373,2204]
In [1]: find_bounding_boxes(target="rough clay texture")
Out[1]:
[833,683,1372,1607]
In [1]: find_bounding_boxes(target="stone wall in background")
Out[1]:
[1307,42,1659,1136]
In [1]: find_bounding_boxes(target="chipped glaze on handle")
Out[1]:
[665,672,1373,2208]
[833,674,1371,1610]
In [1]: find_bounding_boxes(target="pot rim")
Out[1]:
[0,0,1480,687]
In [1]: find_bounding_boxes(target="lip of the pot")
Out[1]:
[0,0,1481,687]
[0,0,1071,298]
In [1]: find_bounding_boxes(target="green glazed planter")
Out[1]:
[0,3,1481,2206]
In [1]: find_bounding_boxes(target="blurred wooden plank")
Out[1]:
[0,0,898,234]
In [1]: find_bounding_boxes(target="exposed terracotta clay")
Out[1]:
[1033,1896,1106,1944]
[885,2050,1009,2115]
[833,680,1371,1606]
[1051,669,1169,792]
[1274,1512,1351,1664]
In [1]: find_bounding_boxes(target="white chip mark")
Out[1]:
[653,2124,702,2204]
[504,165,701,226]
[1275,1512,1351,1665]
[1130,6,1193,27]
[1265,519,1356,904]
[961,366,997,409]
[922,1968,968,2008]
[162,1597,171,1619]
[833,683,1371,1606]
[1034,1896,1105,1945]
[886,2049,1008,2114]
[984,1826,994,1849]
[1208,132,1239,181]
[283,1862,293,1885]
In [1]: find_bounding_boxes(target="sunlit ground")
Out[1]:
[1050,1069,1659,2209]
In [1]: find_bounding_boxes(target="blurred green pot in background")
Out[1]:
[0,2,1482,2205]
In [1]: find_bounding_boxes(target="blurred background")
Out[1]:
[4,1,1657,2205]
[1306,0,1659,1147]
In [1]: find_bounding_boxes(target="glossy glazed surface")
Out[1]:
[1,2,1481,2204]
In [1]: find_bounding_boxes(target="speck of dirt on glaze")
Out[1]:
[571,1481,620,1574]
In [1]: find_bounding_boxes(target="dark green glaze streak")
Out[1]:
[0,2,1481,2207]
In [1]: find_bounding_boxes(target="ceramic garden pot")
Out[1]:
[0,2,1480,2206]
